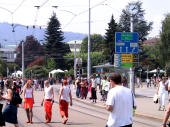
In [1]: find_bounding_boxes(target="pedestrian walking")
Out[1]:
[104,77,110,101]
[59,80,72,124]
[122,76,128,87]
[91,75,97,103]
[136,77,140,88]
[157,77,167,111]
[147,78,150,88]
[80,78,86,99]
[0,92,5,127]
[41,80,54,123]
[0,103,5,127]
[84,78,88,99]
[0,77,4,92]
[101,76,107,101]
[96,76,101,91]
[40,78,45,91]
[162,103,170,127]
[75,78,81,98]
[0,79,19,127]
[23,80,34,123]
[106,73,136,127]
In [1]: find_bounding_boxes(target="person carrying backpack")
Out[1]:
[0,79,19,127]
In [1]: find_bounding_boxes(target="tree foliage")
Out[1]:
[46,58,56,72]
[0,59,7,76]
[80,34,104,53]
[104,15,120,64]
[44,12,70,69]
[119,1,152,41]
[15,35,44,67]
[64,52,105,73]
[25,65,47,79]
[160,14,170,67]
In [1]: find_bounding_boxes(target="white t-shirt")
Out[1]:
[45,86,53,99]
[105,81,110,91]
[61,85,71,102]
[91,79,97,88]
[106,86,136,127]
[96,77,101,84]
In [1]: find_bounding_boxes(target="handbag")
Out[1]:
[153,94,159,103]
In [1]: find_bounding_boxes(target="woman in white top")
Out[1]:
[41,80,54,123]
[23,80,34,123]
[157,77,167,111]
[59,80,72,124]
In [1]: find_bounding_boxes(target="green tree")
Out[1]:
[80,34,104,53]
[46,58,56,71]
[15,35,44,67]
[25,65,47,79]
[44,13,70,69]
[7,63,20,74]
[160,14,170,67]
[0,59,7,76]
[64,52,105,74]
[119,1,152,41]
[104,15,120,64]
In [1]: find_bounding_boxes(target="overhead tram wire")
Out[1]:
[32,0,50,36]
[12,0,27,14]
[33,6,40,35]
[77,0,108,16]
[60,0,108,29]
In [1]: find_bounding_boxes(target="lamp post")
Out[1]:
[74,41,77,79]
[87,0,91,80]
[22,40,24,84]
[129,5,137,94]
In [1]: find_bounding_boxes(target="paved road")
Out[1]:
[2,84,163,127]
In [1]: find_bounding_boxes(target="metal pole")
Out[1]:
[87,0,91,79]
[31,70,32,81]
[130,15,135,93]
[74,41,77,79]
[22,40,24,85]
[7,67,8,78]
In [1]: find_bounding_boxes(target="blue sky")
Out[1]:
[0,0,169,38]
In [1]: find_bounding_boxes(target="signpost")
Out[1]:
[114,32,139,94]
[114,53,139,67]
[115,32,139,54]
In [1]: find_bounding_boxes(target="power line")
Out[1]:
[62,0,108,29]
[12,0,27,14]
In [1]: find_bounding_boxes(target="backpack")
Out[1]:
[10,90,22,105]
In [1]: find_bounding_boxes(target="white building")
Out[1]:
[0,45,17,63]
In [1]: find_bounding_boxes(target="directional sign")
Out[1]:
[115,32,139,54]
[114,54,121,67]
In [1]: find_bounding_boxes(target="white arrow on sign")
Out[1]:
[120,47,122,53]
[126,47,128,53]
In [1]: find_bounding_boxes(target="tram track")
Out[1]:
[54,99,161,127]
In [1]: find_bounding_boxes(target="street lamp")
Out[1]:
[129,5,138,93]
[87,0,91,80]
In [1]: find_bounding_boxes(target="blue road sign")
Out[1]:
[115,32,139,54]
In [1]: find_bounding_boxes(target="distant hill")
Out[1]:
[0,22,87,45]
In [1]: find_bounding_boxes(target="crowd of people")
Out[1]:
[0,74,169,127]
[0,77,72,127]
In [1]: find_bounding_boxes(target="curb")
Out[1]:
[72,97,166,121]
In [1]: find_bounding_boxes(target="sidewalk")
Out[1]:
[70,84,169,121]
